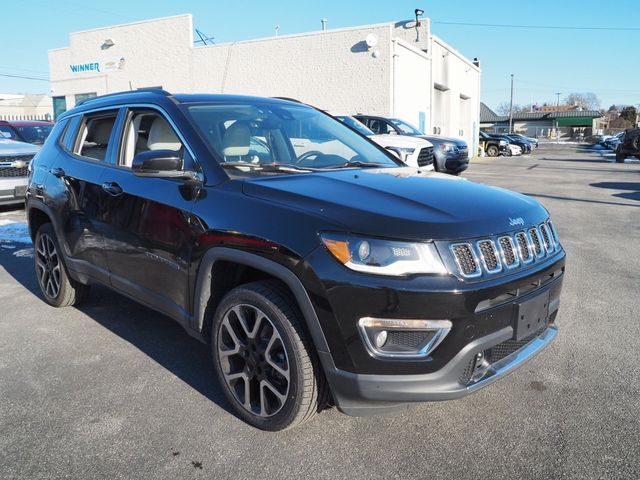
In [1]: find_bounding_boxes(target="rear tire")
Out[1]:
[211,280,326,431]
[34,223,90,307]
[486,145,499,157]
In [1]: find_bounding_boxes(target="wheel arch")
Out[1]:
[192,247,330,357]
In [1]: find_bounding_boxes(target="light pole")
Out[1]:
[554,92,562,141]
[508,74,514,134]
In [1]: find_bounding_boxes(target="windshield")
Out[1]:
[334,116,374,136]
[390,118,423,135]
[0,124,18,140]
[185,102,399,173]
[13,125,54,145]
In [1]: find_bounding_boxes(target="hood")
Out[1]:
[242,167,547,240]
[419,135,467,147]
[0,138,40,156]
[371,134,433,149]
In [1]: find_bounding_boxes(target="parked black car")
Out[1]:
[615,129,640,162]
[490,134,532,154]
[27,89,565,431]
[479,130,508,157]
[353,114,469,174]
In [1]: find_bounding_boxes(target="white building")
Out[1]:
[49,14,481,150]
[0,94,52,121]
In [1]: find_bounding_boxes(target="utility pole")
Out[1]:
[555,92,562,110]
[554,92,562,141]
[508,74,514,134]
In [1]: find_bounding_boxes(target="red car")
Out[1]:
[0,120,54,145]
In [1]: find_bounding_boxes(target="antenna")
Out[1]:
[194,29,215,45]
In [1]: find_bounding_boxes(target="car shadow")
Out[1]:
[0,245,239,420]
[590,182,640,202]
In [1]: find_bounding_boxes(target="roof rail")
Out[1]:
[76,88,172,106]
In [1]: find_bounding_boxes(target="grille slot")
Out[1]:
[477,240,501,273]
[0,155,33,178]
[0,166,29,177]
[386,330,436,351]
[417,146,434,167]
[529,227,543,256]
[515,231,532,263]
[450,243,480,277]
[498,236,519,268]
[547,220,558,251]
[539,223,552,252]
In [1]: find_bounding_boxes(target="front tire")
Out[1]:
[486,145,499,157]
[615,152,625,163]
[34,223,90,307]
[211,280,326,431]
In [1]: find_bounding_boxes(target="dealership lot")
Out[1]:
[0,144,638,479]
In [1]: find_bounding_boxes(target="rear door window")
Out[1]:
[74,111,119,161]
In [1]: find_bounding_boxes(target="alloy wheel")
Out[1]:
[35,233,61,299]
[217,304,290,417]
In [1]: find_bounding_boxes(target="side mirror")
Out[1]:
[132,149,190,178]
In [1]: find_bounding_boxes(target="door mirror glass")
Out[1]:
[131,149,186,178]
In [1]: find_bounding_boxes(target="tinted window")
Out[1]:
[74,112,118,161]
[13,125,54,145]
[185,103,398,173]
[121,110,185,168]
[0,124,18,140]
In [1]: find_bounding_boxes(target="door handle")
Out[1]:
[50,167,65,178]
[101,181,123,196]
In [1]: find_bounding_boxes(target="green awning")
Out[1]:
[556,117,594,127]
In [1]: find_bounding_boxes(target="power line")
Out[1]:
[0,65,49,75]
[432,21,640,32]
[0,72,49,82]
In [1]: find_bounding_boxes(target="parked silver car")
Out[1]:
[0,138,40,205]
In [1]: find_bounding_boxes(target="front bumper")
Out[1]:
[323,321,557,415]
[303,245,565,415]
[0,177,28,205]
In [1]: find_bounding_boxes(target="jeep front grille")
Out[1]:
[448,220,561,279]
[417,146,434,167]
[529,227,542,256]
[539,223,552,252]
[450,243,481,277]
[515,231,532,262]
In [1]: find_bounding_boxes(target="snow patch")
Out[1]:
[0,220,31,244]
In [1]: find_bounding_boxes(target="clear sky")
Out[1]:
[2,0,638,110]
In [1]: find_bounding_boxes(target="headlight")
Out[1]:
[499,140,507,146]
[320,233,447,276]
[439,143,456,153]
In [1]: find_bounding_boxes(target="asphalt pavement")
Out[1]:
[1,143,639,479]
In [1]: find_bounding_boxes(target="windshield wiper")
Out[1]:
[322,160,388,169]
[219,162,316,173]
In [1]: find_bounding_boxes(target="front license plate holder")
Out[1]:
[14,185,26,198]
[514,291,550,340]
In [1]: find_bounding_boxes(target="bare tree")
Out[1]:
[564,92,601,110]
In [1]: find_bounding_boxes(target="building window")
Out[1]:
[75,92,97,105]
[52,96,67,120]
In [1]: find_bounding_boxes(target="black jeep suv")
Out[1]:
[27,90,565,431]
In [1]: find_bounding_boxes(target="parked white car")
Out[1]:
[0,138,40,205]
[334,115,434,170]
[506,144,522,156]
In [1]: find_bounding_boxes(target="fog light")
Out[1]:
[375,330,388,348]
[358,317,453,359]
